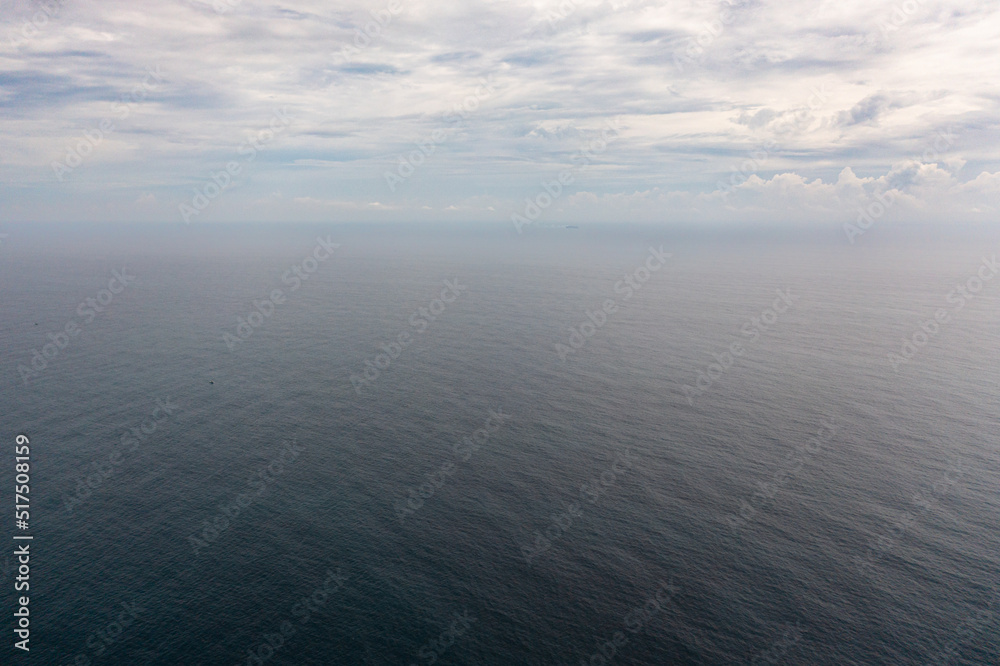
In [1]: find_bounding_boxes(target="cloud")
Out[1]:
[502,162,999,226]
[734,108,781,129]
[0,0,997,224]
[834,90,927,126]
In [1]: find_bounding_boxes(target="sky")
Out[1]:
[1,0,998,228]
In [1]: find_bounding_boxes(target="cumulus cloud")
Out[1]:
[498,161,999,228]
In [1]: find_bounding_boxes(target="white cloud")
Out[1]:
[0,0,997,224]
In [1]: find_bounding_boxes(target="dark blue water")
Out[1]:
[1,223,997,665]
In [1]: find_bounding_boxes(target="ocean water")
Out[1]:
[0,222,998,665]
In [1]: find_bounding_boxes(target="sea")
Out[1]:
[0,221,997,665]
